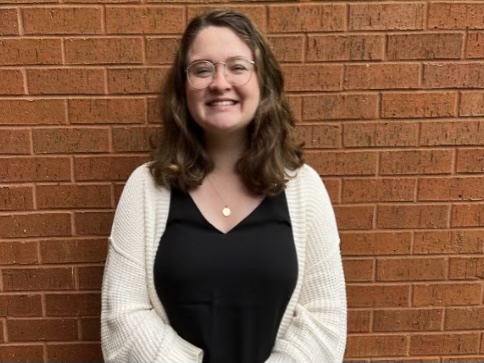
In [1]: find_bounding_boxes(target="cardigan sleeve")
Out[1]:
[101,166,204,363]
[265,166,347,363]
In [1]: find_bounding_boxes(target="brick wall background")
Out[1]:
[1,1,484,362]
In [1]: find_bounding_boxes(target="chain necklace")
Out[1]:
[207,177,231,217]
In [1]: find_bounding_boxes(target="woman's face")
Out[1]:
[185,26,260,137]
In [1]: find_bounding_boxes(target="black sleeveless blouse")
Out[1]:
[154,188,298,363]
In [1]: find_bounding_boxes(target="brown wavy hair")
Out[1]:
[149,9,303,196]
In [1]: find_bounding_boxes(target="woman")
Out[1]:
[101,9,346,363]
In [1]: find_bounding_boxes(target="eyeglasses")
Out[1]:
[186,57,255,89]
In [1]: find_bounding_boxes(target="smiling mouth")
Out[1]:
[207,100,238,106]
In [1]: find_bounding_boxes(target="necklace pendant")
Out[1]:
[222,207,231,217]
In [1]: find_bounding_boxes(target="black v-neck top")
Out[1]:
[153,188,298,363]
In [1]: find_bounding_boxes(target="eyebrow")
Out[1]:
[187,56,254,65]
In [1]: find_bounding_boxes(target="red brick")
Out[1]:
[303,94,378,121]
[347,285,410,308]
[0,294,42,316]
[413,283,482,306]
[8,318,78,341]
[283,65,342,92]
[68,98,145,124]
[294,124,340,149]
[3,267,75,291]
[461,92,484,116]
[287,96,302,123]
[33,127,110,154]
[0,157,71,182]
[349,3,425,31]
[0,129,31,154]
[0,38,62,65]
[47,343,103,363]
[429,2,484,30]
[65,38,143,64]
[423,63,484,88]
[334,205,374,230]
[347,310,371,333]
[0,8,19,35]
[307,34,384,62]
[46,293,101,316]
[374,308,443,332]
[382,92,457,119]
[23,7,103,35]
[449,257,484,280]
[343,178,416,203]
[305,151,377,176]
[443,357,484,363]
[0,186,34,211]
[112,126,158,152]
[147,96,162,124]
[75,211,114,236]
[466,31,484,58]
[421,121,484,146]
[108,67,168,94]
[268,4,345,32]
[344,122,418,147]
[0,213,71,238]
[321,178,340,205]
[27,68,105,95]
[78,265,104,289]
[414,230,484,255]
[40,238,108,264]
[146,37,179,64]
[186,6,266,32]
[106,6,184,34]
[452,204,484,227]
[0,69,24,95]
[74,155,147,181]
[346,335,408,358]
[419,177,484,201]
[80,317,100,340]
[376,257,446,281]
[457,149,484,173]
[0,346,44,362]
[0,241,38,264]
[377,205,449,229]
[380,150,454,175]
[268,35,304,63]
[0,99,66,125]
[446,307,484,330]
[387,33,462,60]
[37,184,112,209]
[67,0,139,3]
[341,231,412,256]
[344,63,420,90]
[343,258,374,282]
[410,333,479,355]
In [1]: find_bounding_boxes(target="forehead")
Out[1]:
[187,26,253,63]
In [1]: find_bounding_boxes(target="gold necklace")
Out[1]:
[207,177,231,217]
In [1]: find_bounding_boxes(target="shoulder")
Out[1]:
[118,162,167,204]
[287,164,326,193]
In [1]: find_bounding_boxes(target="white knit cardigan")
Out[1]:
[101,163,347,363]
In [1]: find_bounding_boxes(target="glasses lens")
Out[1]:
[225,58,253,86]
[187,61,215,89]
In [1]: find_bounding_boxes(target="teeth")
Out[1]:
[209,101,236,106]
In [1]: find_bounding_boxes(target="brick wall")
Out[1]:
[1,1,483,362]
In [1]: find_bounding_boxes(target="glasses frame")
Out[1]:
[185,57,256,90]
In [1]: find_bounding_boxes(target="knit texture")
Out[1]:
[101,163,347,362]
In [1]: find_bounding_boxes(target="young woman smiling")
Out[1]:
[101,9,347,363]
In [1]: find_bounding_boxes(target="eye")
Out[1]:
[190,62,213,78]
[228,61,250,74]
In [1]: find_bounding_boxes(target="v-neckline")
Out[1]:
[186,192,267,235]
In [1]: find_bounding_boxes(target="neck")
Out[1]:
[204,131,246,175]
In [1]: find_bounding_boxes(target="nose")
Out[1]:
[208,63,231,90]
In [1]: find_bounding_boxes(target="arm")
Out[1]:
[101,166,203,363]
[266,168,347,362]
